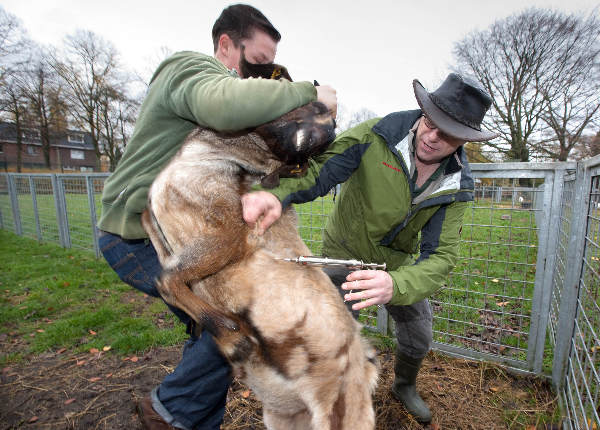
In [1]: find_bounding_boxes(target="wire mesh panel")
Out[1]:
[33,176,60,243]
[294,191,336,255]
[431,170,550,370]
[58,175,95,251]
[560,170,600,430]
[0,174,15,232]
[12,176,37,239]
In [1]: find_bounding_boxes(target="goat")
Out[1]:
[141,102,378,430]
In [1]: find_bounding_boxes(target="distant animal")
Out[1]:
[141,101,379,429]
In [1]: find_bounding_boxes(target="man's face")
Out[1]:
[414,115,465,165]
[224,30,278,77]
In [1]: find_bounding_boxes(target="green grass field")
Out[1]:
[0,229,186,365]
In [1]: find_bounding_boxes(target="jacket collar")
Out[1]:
[372,109,474,193]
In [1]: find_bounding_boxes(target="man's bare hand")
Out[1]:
[316,85,337,119]
[241,191,282,235]
[341,270,393,311]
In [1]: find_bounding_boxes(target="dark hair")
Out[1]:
[212,4,281,53]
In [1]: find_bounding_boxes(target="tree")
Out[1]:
[98,83,139,170]
[19,46,68,169]
[1,69,29,172]
[0,6,29,80]
[573,130,600,160]
[453,8,600,162]
[51,30,121,170]
[336,105,378,133]
[535,13,600,161]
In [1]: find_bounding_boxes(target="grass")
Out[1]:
[0,229,186,365]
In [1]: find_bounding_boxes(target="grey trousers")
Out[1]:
[323,267,432,359]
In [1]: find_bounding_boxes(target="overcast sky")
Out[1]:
[3,0,599,116]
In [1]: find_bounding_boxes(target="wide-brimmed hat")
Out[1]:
[413,73,498,142]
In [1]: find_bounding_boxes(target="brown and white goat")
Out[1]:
[141,102,378,430]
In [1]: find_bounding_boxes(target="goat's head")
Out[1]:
[254,101,336,188]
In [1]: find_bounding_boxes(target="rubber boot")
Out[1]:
[391,350,432,423]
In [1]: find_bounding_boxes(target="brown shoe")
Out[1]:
[138,395,177,430]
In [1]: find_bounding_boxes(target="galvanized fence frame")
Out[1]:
[548,156,600,430]
[1,161,599,428]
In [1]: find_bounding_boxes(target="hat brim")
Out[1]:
[413,80,498,142]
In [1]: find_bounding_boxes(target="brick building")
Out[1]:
[0,122,98,172]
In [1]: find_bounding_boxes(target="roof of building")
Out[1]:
[0,122,95,150]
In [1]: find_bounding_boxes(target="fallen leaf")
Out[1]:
[122,357,130,361]
[63,282,70,287]
[102,346,111,352]
[89,330,97,336]
[491,278,499,283]
[76,360,86,366]
[241,390,251,398]
[89,348,99,354]
[56,348,67,354]
[68,256,75,259]
[105,373,113,378]
[36,329,45,333]
[431,424,441,430]
[89,377,101,382]
[130,356,139,363]
[64,398,76,405]
[496,301,509,307]
[28,416,39,423]
[29,333,35,337]
[489,386,499,392]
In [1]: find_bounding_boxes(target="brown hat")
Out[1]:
[413,73,498,142]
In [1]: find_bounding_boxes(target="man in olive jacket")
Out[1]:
[97,5,336,430]
[242,73,497,423]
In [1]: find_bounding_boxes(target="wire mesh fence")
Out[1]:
[547,159,600,430]
[1,159,599,429]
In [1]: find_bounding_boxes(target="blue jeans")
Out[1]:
[98,231,231,430]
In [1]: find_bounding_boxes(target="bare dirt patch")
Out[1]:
[0,346,558,429]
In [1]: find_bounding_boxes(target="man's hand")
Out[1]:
[241,191,282,235]
[316,85,337,119]
[341,270,393,311]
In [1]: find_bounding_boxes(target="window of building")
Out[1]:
[68,133,84,143]
[0,143,3,153]
[21,129,40,140]
[70,149,84,160]
[26,145,39,155]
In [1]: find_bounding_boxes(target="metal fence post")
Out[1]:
[51,174,71,248]
[86,175,100,257]
[7,173,22,236]
[29,176,42,241]
[552,162,589,389]
[528,169,566,373]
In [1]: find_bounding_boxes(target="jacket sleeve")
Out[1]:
[387,201,467,306]
[162,55,317,131]
[257,118,381,207]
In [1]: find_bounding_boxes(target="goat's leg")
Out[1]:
[263,409,312,430]
[143,206,250,334]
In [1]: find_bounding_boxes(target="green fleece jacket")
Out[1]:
[260,110,474,306]
[98,51,316,239]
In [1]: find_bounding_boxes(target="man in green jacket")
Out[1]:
[97,4,336,429]
[242,73,497,423]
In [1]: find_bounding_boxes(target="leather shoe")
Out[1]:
[138,395,177,430]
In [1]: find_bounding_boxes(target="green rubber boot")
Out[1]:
[391,351,432,423]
